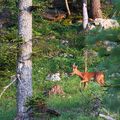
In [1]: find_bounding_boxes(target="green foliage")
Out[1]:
[85,28,120,44]
[101,0,113,18]
[0,29,18,82]
[0,87,16,120]
[47,77,106,120]
[84,27,120,119]
[111,0,120,19]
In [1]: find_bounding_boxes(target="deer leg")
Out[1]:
[96,74,105,86]
[84,82,88,89]
[81,79,89,88]
[100,76,105,86]
[100,79,105,86]
[96,79,101,86]
[96,77,104,86]
[81,79,89,83]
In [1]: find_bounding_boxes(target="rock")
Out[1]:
[87,24,96,30]
[61,40,69,46]
[99,114,115,120]
[62,72,69,78]
[83,50,98,57]
[88,18,119,30]
[48,85,64,95]
[94,18,119,29]
[103,40,117,52]
[46,72,61,81]
[59,52,74,58]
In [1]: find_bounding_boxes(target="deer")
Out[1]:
[70,64,105,88]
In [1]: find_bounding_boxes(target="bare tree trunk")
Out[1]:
[84,50,88,72]
[65,0,71,16]
[16,0,32,119]
[109,0,112,4]
[91,0,102,19]
[83,0,88,29]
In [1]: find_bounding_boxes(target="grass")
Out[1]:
[0,58,120,119]
[0,108,16,120]
[0,92,16,120]
[32,58,120,120]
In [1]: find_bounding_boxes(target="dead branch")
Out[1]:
[84,50,88,72]
[46,108,61,116]
[0,75,16,99]
[103,84,120,88]
[64,0,71,15]
[16,74,30,94]
[99,113,115,120]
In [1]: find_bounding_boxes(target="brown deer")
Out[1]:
[70,64,105,88]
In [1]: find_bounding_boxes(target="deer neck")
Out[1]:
[75,70,84,78]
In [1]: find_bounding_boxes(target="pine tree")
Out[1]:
[16,0,33,119]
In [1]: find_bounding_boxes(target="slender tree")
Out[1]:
[91,0,102,19]
[16,0,32,119]
[83,0,88,29]
[65,0,71,16]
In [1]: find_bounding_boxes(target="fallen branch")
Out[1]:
[99,113,115,120]
[46,108,61,116]
[0,75,16,99]
[103,84,120,88]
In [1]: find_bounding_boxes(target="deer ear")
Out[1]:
[73,63,76,67]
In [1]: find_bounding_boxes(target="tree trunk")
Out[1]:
[91,0,102,19]
[83,0,88,29]
[16,0,32,119]
[65,0,71,16]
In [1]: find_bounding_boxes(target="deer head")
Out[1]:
[70,64,78,76]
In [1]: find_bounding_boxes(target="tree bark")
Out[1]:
[91,0,102,19]
[16,0,32,119]
[83,0,88,29]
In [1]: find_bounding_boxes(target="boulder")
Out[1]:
[94,18,119,29]
[46,72,61,81]
[48,85,64,95]
[103,40,117,52]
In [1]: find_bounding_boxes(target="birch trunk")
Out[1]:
[16,0,32,119]
[65,0,71,16]
[83,0,88,29]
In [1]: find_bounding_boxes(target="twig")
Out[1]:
[65,0,71,15]
[0,74,31,99]
[103,84,120,88]
[17,74,28,91]
[0,75,16,99]
[99,113,115,120]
